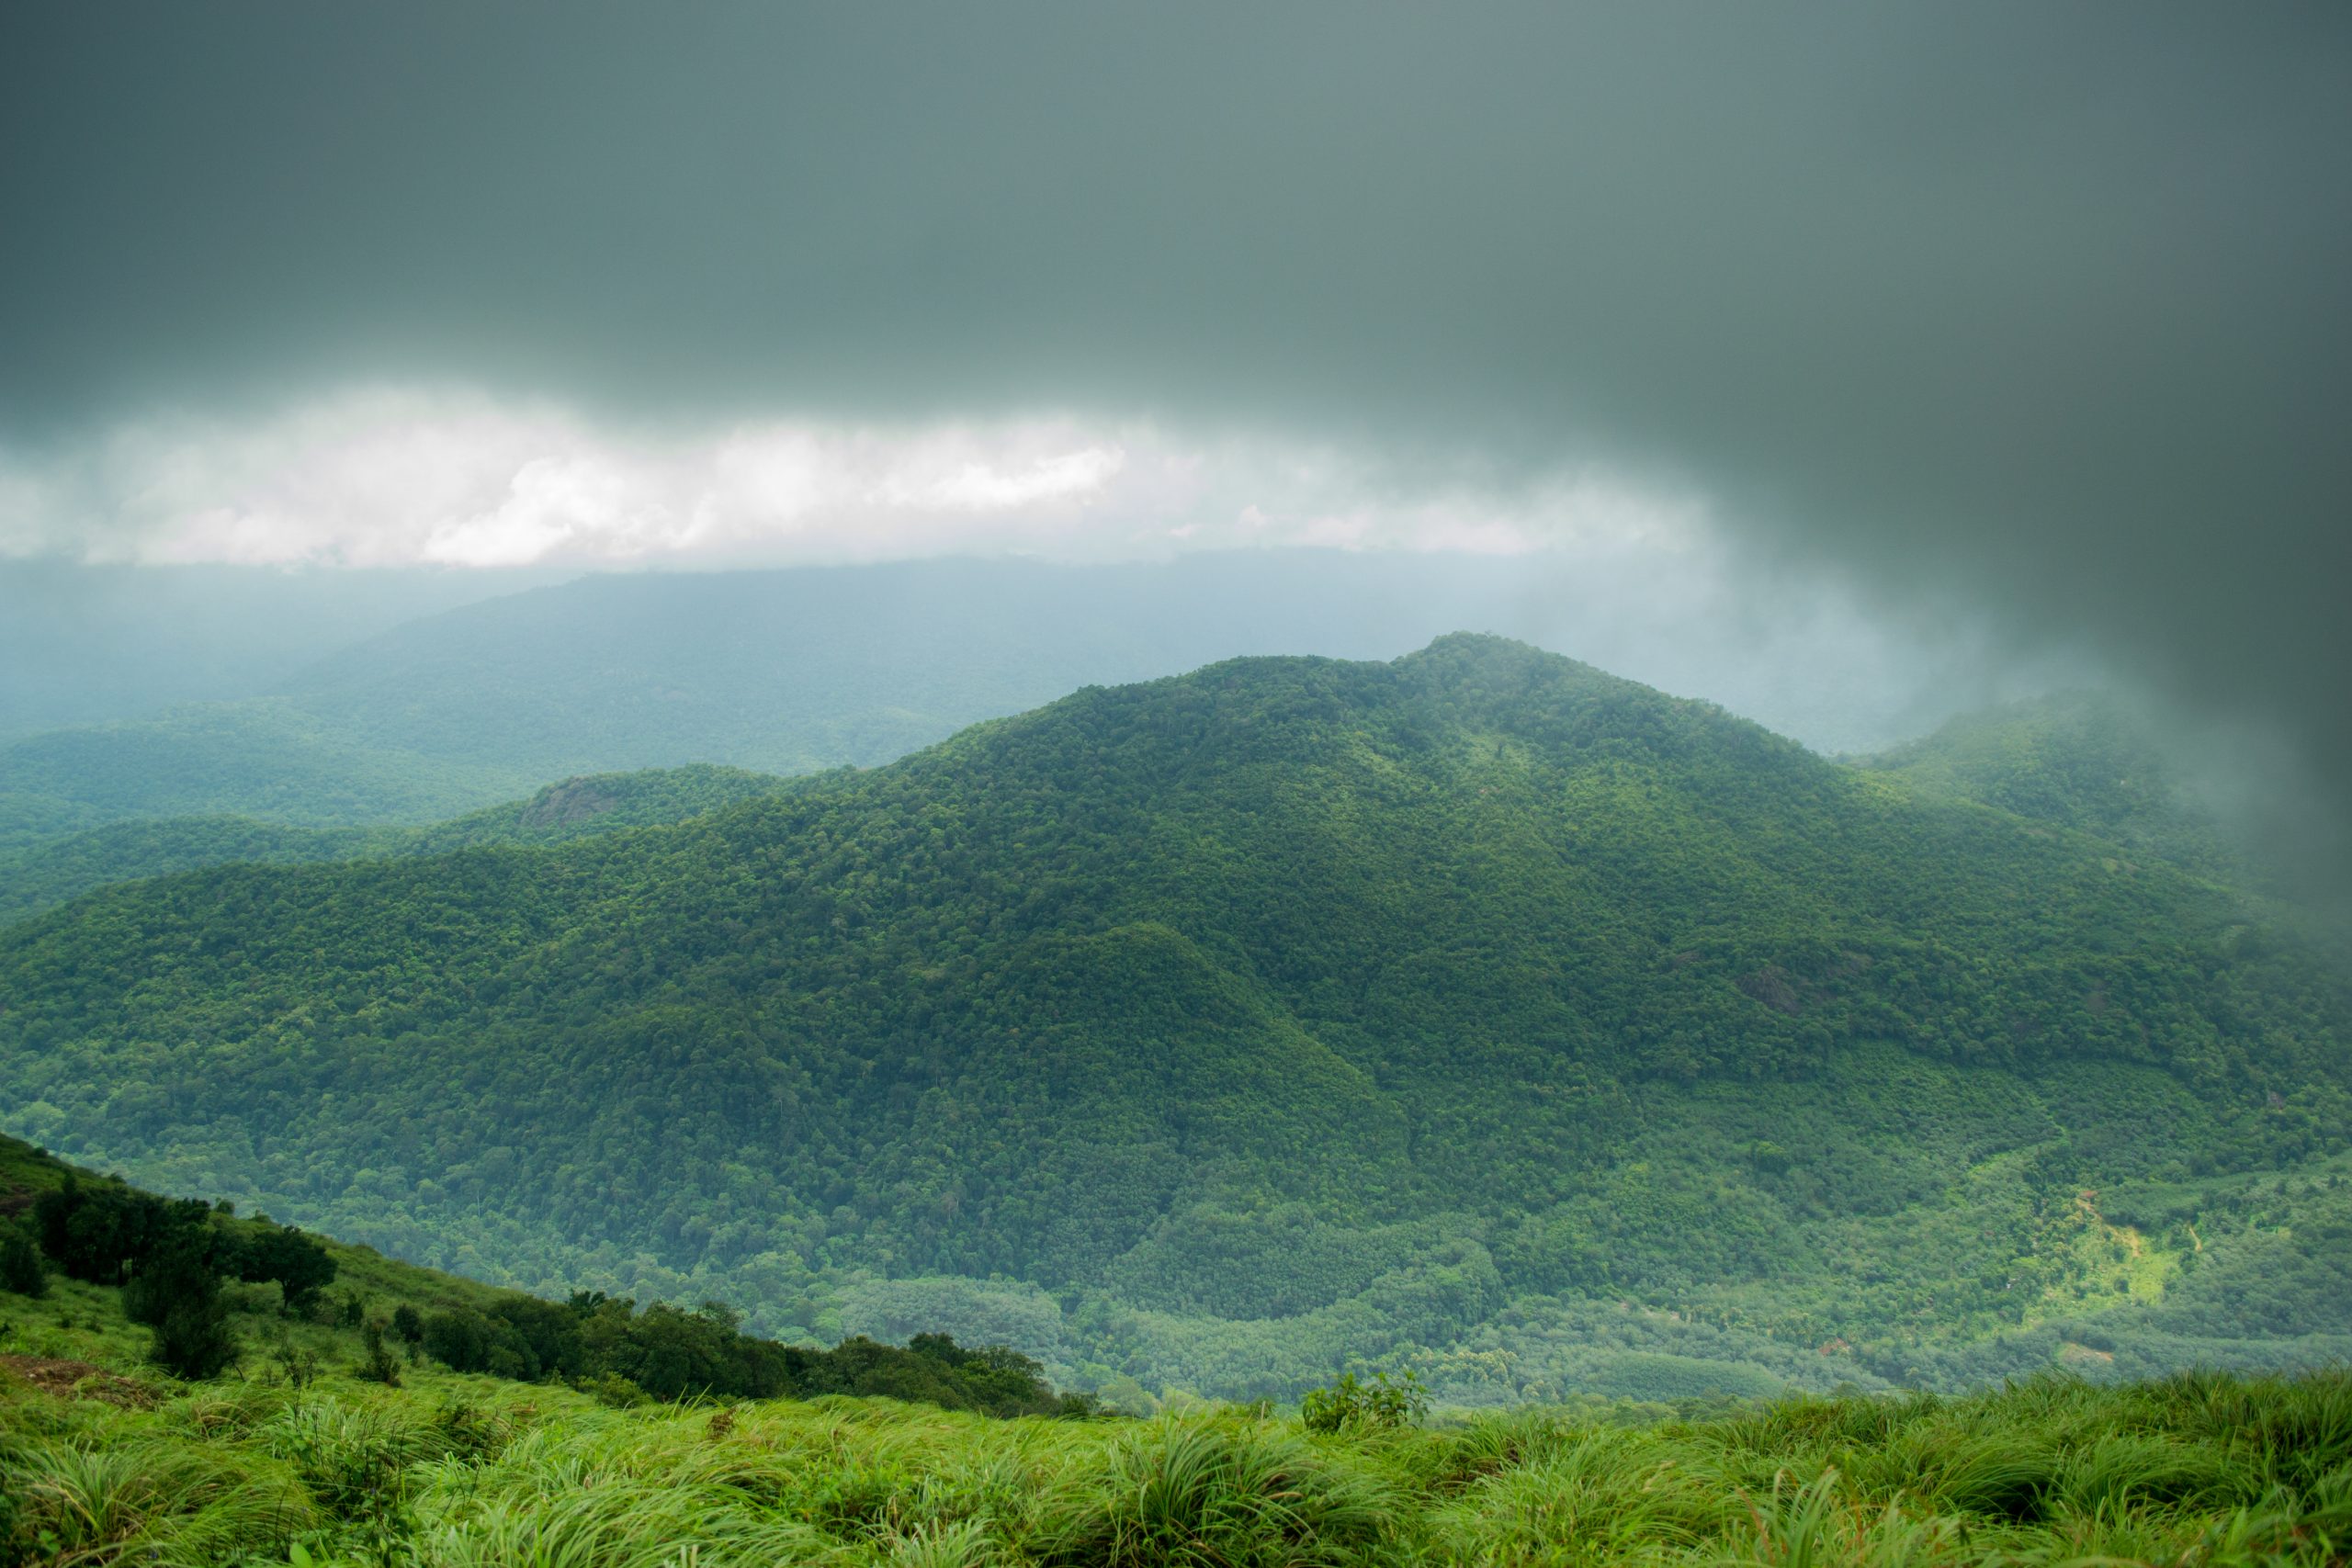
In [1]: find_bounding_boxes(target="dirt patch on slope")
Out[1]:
[0,1354,159,1407]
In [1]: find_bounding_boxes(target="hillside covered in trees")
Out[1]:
[0,1132,1082,1416]
[1859,690,2264,890]
[2,637,2346,1402]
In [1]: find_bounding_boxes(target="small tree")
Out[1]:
[124,1233,215,1327]
[149,1269,239,1380]
[357,1319,402,1386]
[272,1330,321,1389]
[422,1307,494,1372]
[390,1303,424,1343]
[228,1224,337,1316]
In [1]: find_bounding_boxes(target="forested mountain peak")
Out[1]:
[898,631,1815,798]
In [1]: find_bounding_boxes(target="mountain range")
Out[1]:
[2,635,2343,1403]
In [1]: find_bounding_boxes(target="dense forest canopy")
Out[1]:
[4,636,2346,1401]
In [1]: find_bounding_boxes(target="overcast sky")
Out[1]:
[3,4,2346,869]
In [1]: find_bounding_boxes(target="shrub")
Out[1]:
[1301,1371,1428,1433]
[152,1285,241,1381]
[357,1320,402,1387]
[130,1237,240,1380]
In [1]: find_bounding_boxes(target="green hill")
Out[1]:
[0,700,537,855]
[0,1131,1084,1414]
[2,637,2346,1401]
[0,765,793,926]
[1857,690,2258,887]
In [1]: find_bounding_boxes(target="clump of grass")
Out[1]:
[259,1394,441,1521]
[1028,1413,1399,1566]
[6,1360,2352,1567]
[2,1434,314,1566]
[1718,1473,1969,1568]
[1433,1422,1735,1562]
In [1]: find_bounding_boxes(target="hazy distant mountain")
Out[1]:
[266,555,1509,779]
[0,560,556,741]
[0,553,2067,864]
[6,637,2343,1400]
[0,764,790,924]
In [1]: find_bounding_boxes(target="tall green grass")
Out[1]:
[4,1369,2348,1565]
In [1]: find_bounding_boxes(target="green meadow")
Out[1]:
[6,1344,2348,1566]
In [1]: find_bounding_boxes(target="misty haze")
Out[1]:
[1,6,2347,1564]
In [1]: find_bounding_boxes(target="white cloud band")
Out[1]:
[0,388,1703,570]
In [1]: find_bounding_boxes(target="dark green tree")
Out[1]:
[421,1307,496,1373]
[141,1244,239,1379]
[0,1223,45,1297]
[226,1224,337,1315]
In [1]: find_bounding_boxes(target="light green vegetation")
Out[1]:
[3,1133,2346,1565]
[5,1341,2349,1565]
[4,637,2346,1401]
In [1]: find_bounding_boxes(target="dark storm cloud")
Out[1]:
[4,4,2349,869]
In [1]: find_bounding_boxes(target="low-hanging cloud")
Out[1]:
[0,389,1703,570]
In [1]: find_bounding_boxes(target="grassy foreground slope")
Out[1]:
[2,637,2348,1400]
[7,1297,2352,1564]
[6,1132,2350,1568]
[0,765,791,925]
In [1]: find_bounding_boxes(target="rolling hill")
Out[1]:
[0,764,792,925]
[1860,690,2259,888]
[0,559,554,743]
[2,636,2346,1401]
